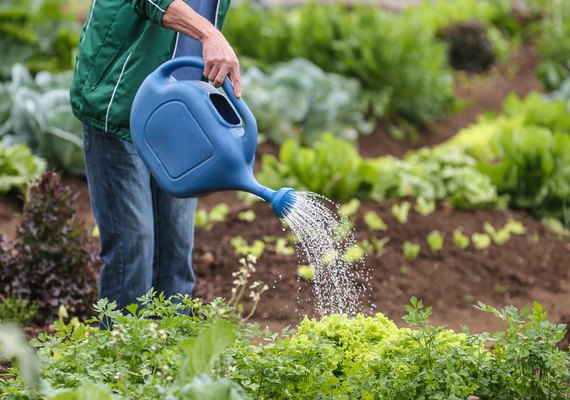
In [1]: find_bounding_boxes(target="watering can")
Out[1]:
[130,56,296,218]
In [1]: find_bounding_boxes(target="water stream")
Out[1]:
[283,192,372,316]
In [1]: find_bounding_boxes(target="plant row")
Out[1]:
[258,91,570,220]
[1,291,568,400]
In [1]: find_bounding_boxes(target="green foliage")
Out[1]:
[0,295,38,326]
[238,210,256,223]
[472,233,492,250]
[258,134,376,201]
[338,199,361,219]
[483,222,511,245]
[195,203,230,230]
[0,323,41,389]
[426,230,444,254]
[391,202,411,224]
[475,301,570,399]
[415,197,436,217]
[532,0,570,91]
[0,0,80,75]
[0,140,45,193]
[1,292,251,399]
[0,171,98,325]
[360,236,390,258]
[0,65,84,175]
[542,216,569,238]
[479,125,570,219]
[224,1,455,129]
[296,265,314,282]
[403,241,421,261]
[453,229,470,250]
[229,299,570,399]
[440,92,570,219]
[3,295,569,399]
[259,134,500,208]
[230,236,265,259]
[342,243,365,265]
[242,59,372,145]
[363,211,388,231]
[274,238,294,256]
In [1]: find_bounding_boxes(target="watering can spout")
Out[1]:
[246,182,297,219]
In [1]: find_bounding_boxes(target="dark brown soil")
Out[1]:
[192,197,570,333]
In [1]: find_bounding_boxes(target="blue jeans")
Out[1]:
[82,124,197,311]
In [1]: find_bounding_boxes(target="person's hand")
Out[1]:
[202,28,242,98]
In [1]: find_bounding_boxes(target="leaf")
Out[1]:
[48,382,114,400]
[0,323,41,388]
[179,319,237,378]
[183,374,249,400]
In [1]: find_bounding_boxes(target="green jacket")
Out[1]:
[70,0,231,142]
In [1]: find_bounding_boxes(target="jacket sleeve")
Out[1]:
[124,0,176,26]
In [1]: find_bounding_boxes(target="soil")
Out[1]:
[1,44,569,337]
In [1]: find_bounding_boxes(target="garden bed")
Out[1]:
[192,195,570,334]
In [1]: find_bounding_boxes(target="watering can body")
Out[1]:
[130,57,295,217]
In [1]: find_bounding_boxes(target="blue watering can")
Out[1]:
[130,56,296,218]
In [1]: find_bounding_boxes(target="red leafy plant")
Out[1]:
[0,171,99,325]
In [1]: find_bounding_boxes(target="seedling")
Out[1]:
[471,233,491,250]
[230,236,265,258]
[297,265,315,281]
[321,250,338,265]
[194,203,230,230]
[360,236,390,257]
[338,199,361,219]
[275,238,295,256]
[392,202,411,224]
[484,222,510,245]
[504,218,526,235]
[493,283,510,294]
[542,217,569,238]
[415,197,435,217]
[238,210,256,222]
[403,241,420,261]
[363,211,388,231]
[453,229,470,249]
[342,243,365,264]
[399,264,409,275]
[426,230,444,254]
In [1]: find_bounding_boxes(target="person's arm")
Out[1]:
[162,0,241,97]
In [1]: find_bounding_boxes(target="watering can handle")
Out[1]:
[156,57,257,150]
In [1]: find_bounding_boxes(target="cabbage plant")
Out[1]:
[0,65,84,176]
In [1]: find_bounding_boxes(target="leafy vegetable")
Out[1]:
[453,229,470,250]
[415,197,436,217]
[0,65,84,175]
[224,1,455,130]
[403,241,421,261]
[0,140,45,193]
[297,265,314,282]
[242,59,372,145]
[391,202,411,224]
[195,203,230,230]
[472,233,492,250]
[426,230,444,254]
[0,171,98,325]
[230,236,265,259]
[363,211,388,231]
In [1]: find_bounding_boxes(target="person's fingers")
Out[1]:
[213,65,230,88]
[207,63,221,83]
[229,68,242,98]
[204,61,213,79]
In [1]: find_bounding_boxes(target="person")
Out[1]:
[70,0,241,312]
